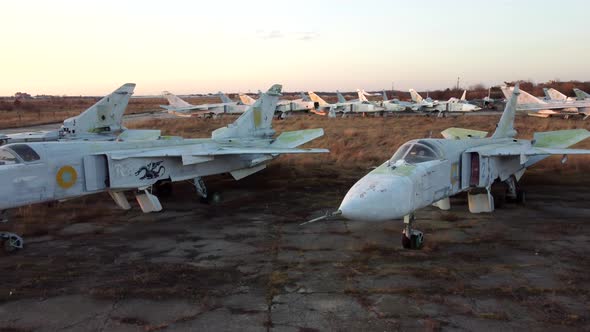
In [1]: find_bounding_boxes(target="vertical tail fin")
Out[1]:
[219,92,233,104]
[300,91,311,102]
[357,89,369,102]
[212,84,282,140]
[163,91,192,108]
[61,83,135,136]
[382,90,389,101]
[336,90,347,103]
[239,93,257,105]
[574,88,590,100]
[308,91,329,107]
[460,90,467,102]
[501,86,546,105]
[409,89,423,103]
[544,88,567,101]
[491,84,519,139]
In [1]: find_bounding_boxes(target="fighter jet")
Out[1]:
[0,83,136,146]
[240,91,313,118]
[501,86,590,119]
[409,89,481,115]
[308,91,385,117]
[0,84,328,252]
[306,85,590,250]
[160,91,248,117]
[357,89,405,113]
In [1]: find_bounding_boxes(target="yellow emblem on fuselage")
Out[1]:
[56,165,77,189]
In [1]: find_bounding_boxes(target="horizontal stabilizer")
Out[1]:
[271,129,325,148]
[533,129,590,148]
[441,127,488,140]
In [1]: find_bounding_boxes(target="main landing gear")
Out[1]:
[193,177,222,204]
[0,210,23,253]
[402,213,424,250]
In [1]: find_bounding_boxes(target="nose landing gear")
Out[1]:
[402,213,424,249]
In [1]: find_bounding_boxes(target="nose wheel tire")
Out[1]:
[402,230,424,250]
[1,233,23,253]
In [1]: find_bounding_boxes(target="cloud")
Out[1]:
[256,30,319,41]
[257,29,284,40]
[296,31,319,41]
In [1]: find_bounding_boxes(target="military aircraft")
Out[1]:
[308,91,385,117]
[240,91,313,118]
[355,89,405,113]
[409,89,481,115]
[0,83,136,146]
[305,85,590,249]
[501,86,590,119]
[160,91,248,117]
[0,84,328,252]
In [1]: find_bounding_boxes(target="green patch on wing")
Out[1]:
[533,129,590,148]
[272,129,324,148]
[371,162,416,176]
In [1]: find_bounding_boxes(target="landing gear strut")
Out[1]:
[402,213,424,250]
[193,177,207,199]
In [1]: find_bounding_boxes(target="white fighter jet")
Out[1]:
[160,91,248,117]
[306,85,590,249]
[409,89,481,115]
[501,86,590,119]
[240,91,313,118]
[0,83,136,146]
[308,91,385,117]
[0,84,328,252]
[379,90,408,112]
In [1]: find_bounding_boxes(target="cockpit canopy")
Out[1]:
[0,144,41,165]
[390,141,441,164]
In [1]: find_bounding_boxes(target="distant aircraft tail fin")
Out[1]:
[162,91,192,108]
[336,90,347,103]
[300,92,311,102]
[574,88,590,100]
[382,90,389,101]
[544,88,567,101]
[239,93,257,105]
[409,89,423,103]
[212,84,282,140]
[308,91,329,107]
[357,89,369,102]
[61,83,135,136]
[492,84,519,139]
[501,86,546,105]
[219,92,233,104]
[460,90,467,102]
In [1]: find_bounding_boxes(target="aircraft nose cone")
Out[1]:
[339,174,413,221]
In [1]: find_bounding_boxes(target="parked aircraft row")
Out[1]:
[160,88,482,119]
[2,83,590,253]
[501,86,590,119]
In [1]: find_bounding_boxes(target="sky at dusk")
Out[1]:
[1,0,588,96]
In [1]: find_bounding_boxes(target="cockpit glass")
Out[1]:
[390,142,440,164]
[0,148,18,165]
[9,144,40,162]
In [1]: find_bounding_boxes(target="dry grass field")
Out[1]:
[1,114,590,331]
